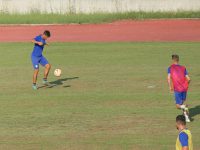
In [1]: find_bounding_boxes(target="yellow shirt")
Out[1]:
[176,129,193,150]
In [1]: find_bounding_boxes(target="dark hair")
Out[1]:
[44,30,51,37]
[176,115,186,125]
[172,54,179,61]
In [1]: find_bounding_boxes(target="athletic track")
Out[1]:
[0,20,200,42]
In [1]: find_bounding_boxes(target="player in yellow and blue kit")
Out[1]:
[176,115,193,150]
[31,30,51,90]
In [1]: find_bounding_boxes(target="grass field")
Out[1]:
[0,42,199,150]
[0,11,200,24]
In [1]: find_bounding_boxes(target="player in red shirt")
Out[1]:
[167,54,191,122]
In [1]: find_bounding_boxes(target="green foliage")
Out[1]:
[0,11,200,24]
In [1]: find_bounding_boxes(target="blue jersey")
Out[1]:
[32,35,46,57]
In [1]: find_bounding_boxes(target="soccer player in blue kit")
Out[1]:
[31,30,51,90]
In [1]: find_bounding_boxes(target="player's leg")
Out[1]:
[44,64,51,79]
[40,56,51,84]
[33,69,39,89]
[182,92,190,122]
[174,92,186,110]
[175,92,186,109]
[175,103,187,109]
[175,92,188,114]
[174,92,190,122]
[31,56,40,90]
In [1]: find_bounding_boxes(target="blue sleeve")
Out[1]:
[34,36,41,42]
[167,67,170,74]
[185,69,188,76]
[179,132,188,147]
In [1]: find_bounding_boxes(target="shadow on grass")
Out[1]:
[38,77,79,89]
[189,105,200,122]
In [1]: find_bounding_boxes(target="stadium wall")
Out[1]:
[0,0,200,14]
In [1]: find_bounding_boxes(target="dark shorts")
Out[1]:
[174,91,187,105]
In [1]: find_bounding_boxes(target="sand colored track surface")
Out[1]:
[0,20,200,42]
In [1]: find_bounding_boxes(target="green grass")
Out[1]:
[0,11,200,24]
[0,42,199,150]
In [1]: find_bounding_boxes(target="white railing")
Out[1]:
[0,0,200,14]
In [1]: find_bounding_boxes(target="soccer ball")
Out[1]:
[54,69,62,77]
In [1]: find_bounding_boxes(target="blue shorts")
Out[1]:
[31,55,49,69]
[174,91,187,105]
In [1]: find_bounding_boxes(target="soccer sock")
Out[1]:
[183,111,189,118]
[43,78,47,81]
[33,83,36,86]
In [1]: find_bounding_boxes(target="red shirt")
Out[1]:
[168,64,188,92]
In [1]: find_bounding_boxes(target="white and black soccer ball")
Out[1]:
[54,69,62,77]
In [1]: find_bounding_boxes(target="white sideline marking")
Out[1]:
[147,85,156,89]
